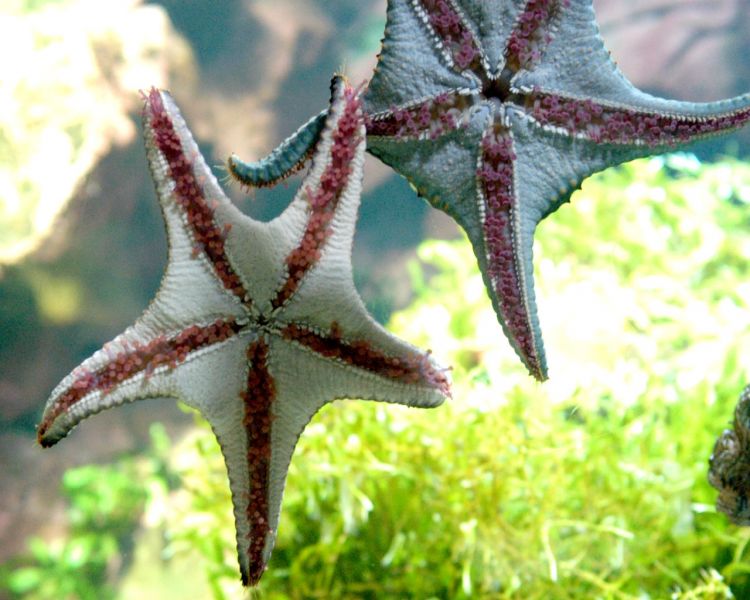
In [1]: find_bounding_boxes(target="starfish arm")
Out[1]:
[265,77,368,310]
[273,77,451,397]
[366,90,471,141]
[267,334,450,510]
[457,0,527,73]
[474,125,546,379]
[143,89,258,307]
[37,322,248,446]
[508,107,645,220]
[409,0,488,74]
[214,336,277,586]
[366,107,546,378]
[509,0,650,98]
[365,0,477,115]
[524,89,750,148]
[511,0,750,138]
[502,0,570,73]
[226,109,327,189]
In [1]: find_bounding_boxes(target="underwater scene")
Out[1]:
[2,0,750,598]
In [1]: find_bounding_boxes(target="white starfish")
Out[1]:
[37,77,451,585]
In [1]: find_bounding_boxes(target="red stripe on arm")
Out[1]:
[477,127,543,379]
[417,0,482,72]
[38,319,243,446]
[271,88,363,309]
[146,89,250,305]
[527,91,750,145]
[366,92,467,140]
[241,339,275,586]
[505,0,569,72]
[281,322,451,397]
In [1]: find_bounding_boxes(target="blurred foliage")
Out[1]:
[0,424,173,600]
[6,155,750,598]
[0,0,190,264]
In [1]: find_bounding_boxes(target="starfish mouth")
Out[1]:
[482,76,511,102]
[253,313,270,328]
[480,66,517,102]
[480,68,527,112]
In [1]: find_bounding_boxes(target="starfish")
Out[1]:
[228,0,750,381]
[37,77,451,586]
[709,385,750,526]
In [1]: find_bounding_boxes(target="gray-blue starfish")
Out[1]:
[229,0,750,380]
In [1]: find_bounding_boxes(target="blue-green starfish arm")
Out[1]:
[226,109,327,188]
[365,0,482,114]
[512,0,750,121]
[368,105,550,378]
[508,107,649,220]
[456,0,526,72]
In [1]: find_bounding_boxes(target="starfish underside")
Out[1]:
[229,0,750,380]
[37,78,450,586]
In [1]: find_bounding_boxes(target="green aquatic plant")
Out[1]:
[0,424,173,600]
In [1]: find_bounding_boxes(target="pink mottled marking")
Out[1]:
[240,339,275,586]
[146,89,249,304]
[282,322,451,396]
[37,319,242,445]
[366,92,467,141]
[476,127,542,379]
[271,88,363,309]
[528,91,750,145]
[418,0,482,71]
[505,0,569,72]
